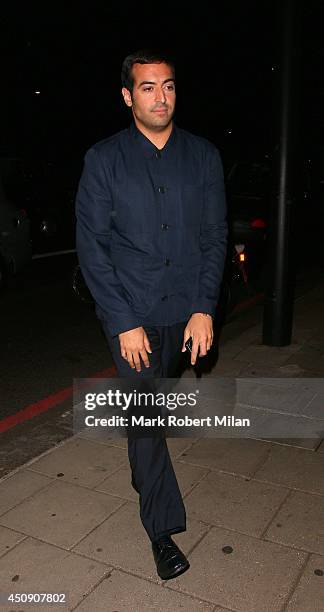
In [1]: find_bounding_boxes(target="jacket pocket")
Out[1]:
[112,251,160,316]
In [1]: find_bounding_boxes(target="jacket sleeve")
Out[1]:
[75,147,140,337]
[190,145,228,317]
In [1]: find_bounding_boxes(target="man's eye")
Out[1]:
[143,87,153,92]
[165,85,175,91]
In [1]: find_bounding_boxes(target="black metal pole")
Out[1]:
[262,0,300,346]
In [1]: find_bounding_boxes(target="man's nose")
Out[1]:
[155,86,167,103]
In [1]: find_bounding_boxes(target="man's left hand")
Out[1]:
[182,313,214,366]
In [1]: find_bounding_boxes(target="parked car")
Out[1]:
[225,155,316,281]
[0,157,77,256]
[21,160,77,255]
[213,157,270,316]
[0,159,32,290]
[226,160,270,229]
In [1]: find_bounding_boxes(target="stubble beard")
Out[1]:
[133,103,175,133]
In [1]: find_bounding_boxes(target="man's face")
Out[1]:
[122,62,176,132]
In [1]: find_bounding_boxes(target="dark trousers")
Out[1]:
[102,321,187,542]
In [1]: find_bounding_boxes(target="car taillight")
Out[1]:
[250,218,266,229]
[234,245,247,263]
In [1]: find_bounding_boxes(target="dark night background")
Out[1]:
[1,1,323,168]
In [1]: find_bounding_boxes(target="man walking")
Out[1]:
[75,49,227,580]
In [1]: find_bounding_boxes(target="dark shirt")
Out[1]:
[75,121,228,337]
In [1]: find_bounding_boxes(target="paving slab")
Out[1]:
[173,461,210,497]
[230,325,262,343]
[191,376,237,401]
[260,437,320,450]
[184,470,288,537]
[277,363,310,375]
[217,339,254,359]
[286,554,324,611]
[27,437,127,487]
[94,465,138,502]
[291,327,317,344]
[235,379,318,416]
[265,490,324,554]
[231,403,323,442]
[285,345,324,371]
[317,440,324,453]
[180,367,197,378]
[304,393,324,420]
[73,501,209,582]
[0,470,52,516]
[0,536,110,612]
[237,363,308,377]
[253,444,324,494]
[238,378,302,388]
[0,480,125,549]
[166,437,199,458]
[76,429,128,449]
[0,526,26,558]
[95,461,208,503]
[75,433,198,459]
[166,526,307,611]
[74,568,214,611]
[178,438,272,477]
[234,342,302,366]
[212,359,249,376]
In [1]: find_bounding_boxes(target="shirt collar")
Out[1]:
[129,120,177,158]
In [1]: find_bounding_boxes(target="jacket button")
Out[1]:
[158,186,166,194]
[155,150,161,159]
[164,258,171,266]
[161,223,170,230]
[161,295,168,301]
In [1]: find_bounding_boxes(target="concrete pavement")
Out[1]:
[0,283,323,611]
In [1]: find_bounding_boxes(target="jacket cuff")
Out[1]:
[96,308,141,338]
[190,298,217,319]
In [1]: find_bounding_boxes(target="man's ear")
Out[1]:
[121,87,132,107]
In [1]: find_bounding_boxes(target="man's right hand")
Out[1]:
[118,327,152,372]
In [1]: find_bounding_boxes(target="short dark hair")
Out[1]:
[121,49,175,93]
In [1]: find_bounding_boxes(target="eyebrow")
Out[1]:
[137,78,175,87]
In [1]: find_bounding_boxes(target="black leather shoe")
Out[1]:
[152,535,190,580]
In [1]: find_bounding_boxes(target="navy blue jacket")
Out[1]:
[75,121,228,337]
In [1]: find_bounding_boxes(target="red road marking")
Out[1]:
[0,366,116,434]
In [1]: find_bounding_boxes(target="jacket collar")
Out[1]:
[129,120,177,158]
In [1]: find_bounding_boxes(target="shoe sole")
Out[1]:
[159,561,190,581]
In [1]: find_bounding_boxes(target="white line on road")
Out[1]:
[32,249,77,260]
